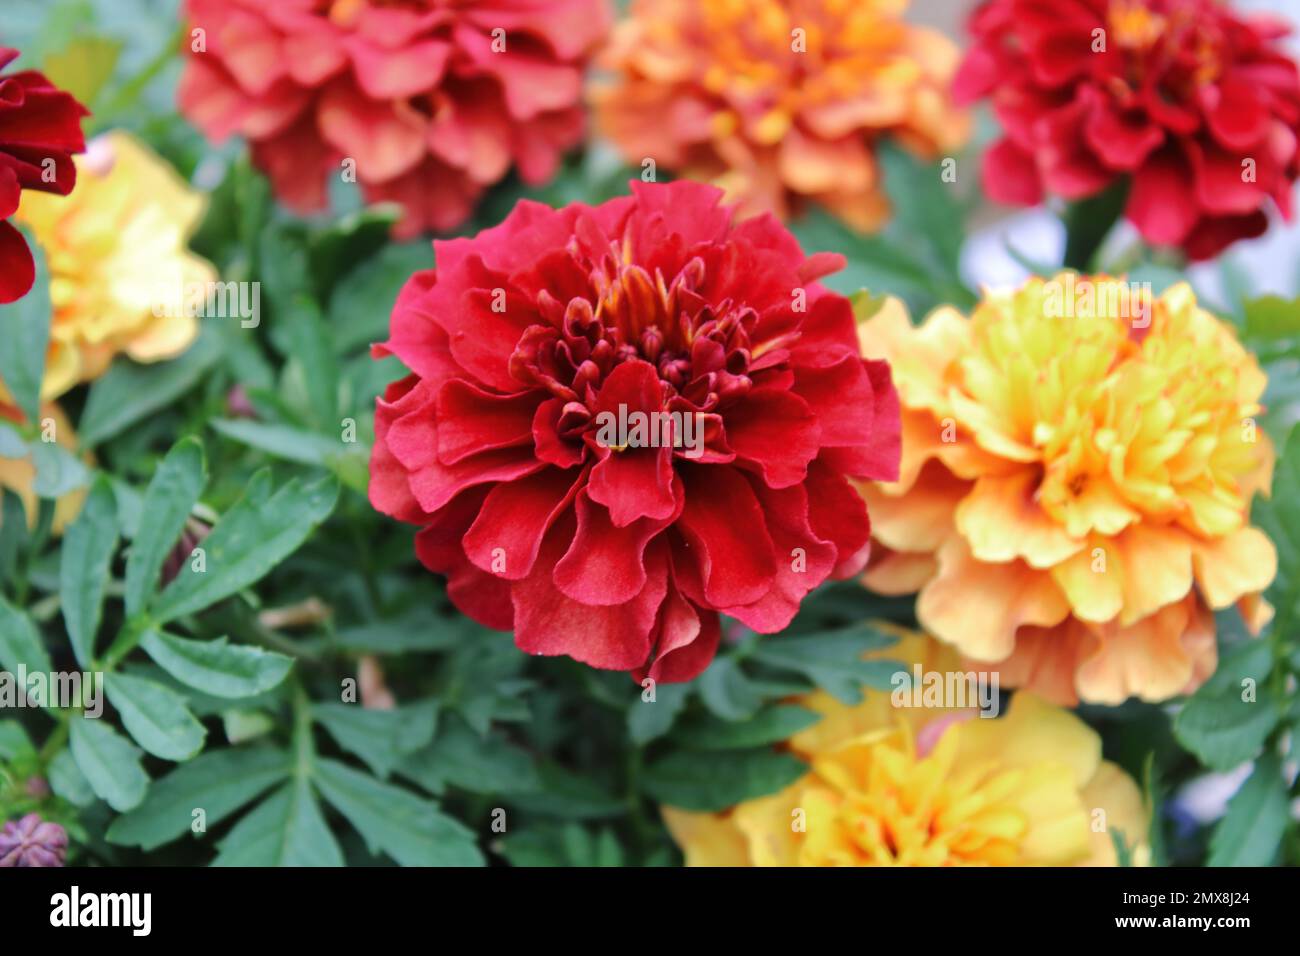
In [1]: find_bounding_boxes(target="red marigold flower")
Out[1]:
[954,0,1300,260]
[0,47,88,304]
[178,0,611,237]
[369,181,901,681]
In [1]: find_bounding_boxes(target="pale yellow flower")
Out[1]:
[13,130,213,400]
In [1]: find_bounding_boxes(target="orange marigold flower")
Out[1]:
[856,277,1277,706]
[664,627,1149,866]
[592,0,968,230]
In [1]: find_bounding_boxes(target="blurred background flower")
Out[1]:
[178,0,612,237]
[593,0,968,230]
[13,130,212,399]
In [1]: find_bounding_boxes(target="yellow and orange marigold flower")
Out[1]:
[592,0,968,230]
[12,131,214,401]
[664,628,1148,866]
[856,277,1277,706]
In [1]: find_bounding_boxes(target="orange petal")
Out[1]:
[918,537,1071,662]
[956,471,1084,568]
[1191,526,1278,609]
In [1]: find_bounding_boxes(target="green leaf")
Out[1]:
[1174,640,1278,771]
[313,757,484,866]
[329,242,431,353]
[209,418,352,467]
[152,471,339,622]
[104,672,207,761]
[59,476,118,667]
[0,592,52,676]
[69,714,149,812]
[0,719,35,761]
[47,748,95,808]
[676,704,821,751]
[1253,424,1300,628]
[212,779,344,867]
[0,421,25,457]
[78,328,221,446]
[398,716,538,796]
[750,625,901,704]
[30,441,91,499]
[0,489,27,584]
[314,701,437,778]
[627,682,690,744]
[125,438,207,617]
[107,746,290,850]
[696,656,766,721]
[283,297,339,430]
[141,630,293,699]
[507,762,625,820]
[644,748,807,812]
[0,232,50,423]
[1206,753,1288,866]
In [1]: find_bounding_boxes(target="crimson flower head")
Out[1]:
[0,47,88,304]
[369,180,900,681]
[179,0,611,237]
[954,0,1300,259]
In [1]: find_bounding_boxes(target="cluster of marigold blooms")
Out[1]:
[1,0,1295,868]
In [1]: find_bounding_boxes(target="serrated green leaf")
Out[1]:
[105,672,207,761]
[152,471,339,622]
[60,476,118,667]
[107,746,290,850]
[0,592,52,676]
[398,715,538,796]
[314,758,484,866]
[750,625,900,704]
[1174,640,1278,771]
[125,438,206,617]
[314,700,437,778]
[1207,753,1288,866]
[0,232,50,423]
[212,779,344,867]
[141,630,292,699]
[644,748,807,812]
[78,328,221,446]
[69,714,148,812]
[696,656,765,721]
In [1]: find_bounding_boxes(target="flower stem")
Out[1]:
[1062,180,1130,272]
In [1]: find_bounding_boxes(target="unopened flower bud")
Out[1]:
[0,814,68,867]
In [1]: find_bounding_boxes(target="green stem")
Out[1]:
[1062,180,1130,272]
[291,683,315,780]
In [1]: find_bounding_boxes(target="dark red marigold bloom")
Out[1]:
[178,0,610,238]
[954,0,1300,260]
[370,181,900,681]
[0,48,88,304]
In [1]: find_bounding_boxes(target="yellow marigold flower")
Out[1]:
[592,0,968,230]
[12,130,213,401]
[856,277,1277,706]
[664,628,1148,866]
[0,402,85,533]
